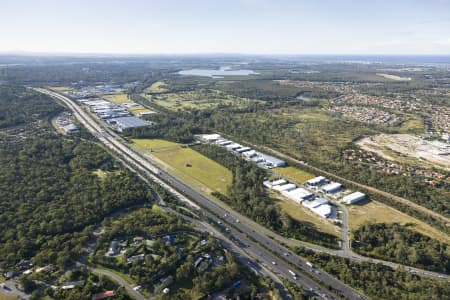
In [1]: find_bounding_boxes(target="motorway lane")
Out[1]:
[35,88,302,298]
[37,88,368,299]
[155,170,367,300]
[41,88,449,296]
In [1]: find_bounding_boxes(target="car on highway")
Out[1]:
[271,261,277,265]
[235,219,240,223]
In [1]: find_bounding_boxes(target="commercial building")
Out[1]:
[263,179,287,188]
[201,133,222,143]
[235,146,251,153]
[302,198,333,218]
[108,116,152,132]
[311,204,333,218]
[321,182,343,194]
[273,183,297,192]
[225,143,242,151]
[243,150,257,158]
[342,191,366,204]
[62,124,78,133]
[258,153,286,168]
[306,176,327,187]
[282,187,314,203]
[199,133,286,168]
[218,140,232,146]
[303,197,328,209]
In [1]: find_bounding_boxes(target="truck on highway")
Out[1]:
[288,269,296,277]
[306,261,313,268]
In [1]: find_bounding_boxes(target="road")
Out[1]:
[90,267,147,300]
[36,88,357,299]
[37,88,449,299]
[247,142,450,226]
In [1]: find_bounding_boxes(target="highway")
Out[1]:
[35,88,347,299]
[37,88,449,299]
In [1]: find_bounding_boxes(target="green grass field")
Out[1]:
[145,81,168,93]
[148,90,258,111]
[132,139,232,193]
[399,116,425,134]
[128,106,155,116]
[132,138,181,151]
[103,93,132,103]
[273,166,315,183]
[348,200,450,244]
[277,198,340,237]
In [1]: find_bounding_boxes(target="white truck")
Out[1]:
[306,261,314,268]
[288,269,296,277]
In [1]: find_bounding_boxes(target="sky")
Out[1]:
[1,0,450,55]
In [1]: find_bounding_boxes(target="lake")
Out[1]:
[178,66,258,77]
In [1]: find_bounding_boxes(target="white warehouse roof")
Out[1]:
[307,176,327,186]
[311,204,333,218]
[282,187,314,203]
[303,197,328,209]
[322,182,342,193]
[282,187,313,199]
[273,183,297,192]
[202,134,222,142]
[269,179,287,186]
[342,192,366,204]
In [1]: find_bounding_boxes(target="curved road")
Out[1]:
[36,88,354,299]
[37,88,449,300]
[248,142,450,225]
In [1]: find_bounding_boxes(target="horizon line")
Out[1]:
[1,51,450,57]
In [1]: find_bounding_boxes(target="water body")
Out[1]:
[178,66,258,77]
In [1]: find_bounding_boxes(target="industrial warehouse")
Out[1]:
[77,98,152,131]
[265,175,366,219]
[199,134,366,220]
[265,178,336,218]
[199,134,286,168]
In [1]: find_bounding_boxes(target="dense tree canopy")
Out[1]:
[353,223,450,274]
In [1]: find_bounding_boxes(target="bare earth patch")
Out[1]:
[357,133,450,170]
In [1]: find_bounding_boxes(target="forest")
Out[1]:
[0,137,153,270]
[130,105,450,227]
[0,85,62,128]
[294,246,450,300]
[93,208,266,299]
[353,223,450,274]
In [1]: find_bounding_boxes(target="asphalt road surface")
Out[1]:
[37,88,449,299]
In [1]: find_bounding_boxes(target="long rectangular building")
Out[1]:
[109,116,152,132]
[273,183,297,192]
[282,187,314,203]
[342,192,366,204]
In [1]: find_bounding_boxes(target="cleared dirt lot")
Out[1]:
[357,133,450,170]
